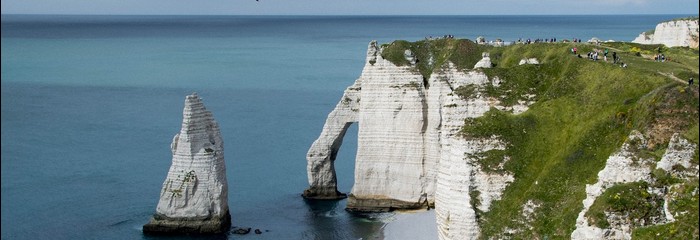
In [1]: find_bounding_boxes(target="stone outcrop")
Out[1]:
[571,131,655,239]
[656,133,699,178]
[571,130,698,240]
[633,18,699,48]
[473,52,492,69]
[518,58,539,65]
[143,93,231,234]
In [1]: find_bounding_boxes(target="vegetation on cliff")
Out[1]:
[383,39,699,239]
[380,38,486,79]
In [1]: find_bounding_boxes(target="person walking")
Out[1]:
[604,48,609,61]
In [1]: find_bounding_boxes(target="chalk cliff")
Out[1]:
[144,93,231,234]
[633,18,699,48]
[305,40,518,229]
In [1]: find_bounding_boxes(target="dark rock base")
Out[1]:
[346,195,432,212]
[142,210,231,235]
[302,187,347,200]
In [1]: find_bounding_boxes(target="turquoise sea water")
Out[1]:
[1,14,690,239]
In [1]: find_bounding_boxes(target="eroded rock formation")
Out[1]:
[571,131,698,240]
[304,41,518,226]
[633,18,699,48]
[143,93,231,234]
[305,41,433,210]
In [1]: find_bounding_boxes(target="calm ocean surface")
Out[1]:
[1,14,689,239]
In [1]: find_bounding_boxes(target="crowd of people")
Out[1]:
[515,37,586,44]
[424,35,456,40]
[573,47,626,67]
[423,35,591,45]
[418,35,686,73]
[517,38,559,44]
[654,54,668,62]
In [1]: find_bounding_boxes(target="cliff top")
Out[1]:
[379,38,698,82]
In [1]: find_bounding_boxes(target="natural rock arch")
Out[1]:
[304,41,435,211]
[303,85,360,200]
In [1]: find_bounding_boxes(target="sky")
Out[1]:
[1,0,699,15]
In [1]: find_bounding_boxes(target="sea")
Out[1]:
[1,14,691,240]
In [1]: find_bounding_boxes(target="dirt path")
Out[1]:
[657,71,690,84]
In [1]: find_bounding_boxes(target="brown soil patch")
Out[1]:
[643,86,699,149]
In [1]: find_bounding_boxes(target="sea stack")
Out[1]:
[143,93,231,234]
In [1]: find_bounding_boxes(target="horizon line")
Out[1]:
[1,13,698,17]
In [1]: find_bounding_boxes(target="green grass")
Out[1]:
[585,182,664,229]
[469,149,509,174]
[454,84,479,100]
[380,38,487,79]
[626,82,700,150]
[632,179,699,239]
[599,42,699,82]
[669,16,699,22]
[449,41,698,238]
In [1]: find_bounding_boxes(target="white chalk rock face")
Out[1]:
[656,133,698,178]
[348,41,431,211]
[143,93,230,234]
[632,19,700,48]
[432,67,511,240]
[303,76,361,200]
[632,32,653,45]
[474,52,492,68]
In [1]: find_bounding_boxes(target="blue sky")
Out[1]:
[1,0,698,15]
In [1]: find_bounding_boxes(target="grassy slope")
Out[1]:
[381,40,699,239]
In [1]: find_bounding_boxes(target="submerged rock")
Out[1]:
[143,93,231,234]
[232,227,251,235]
